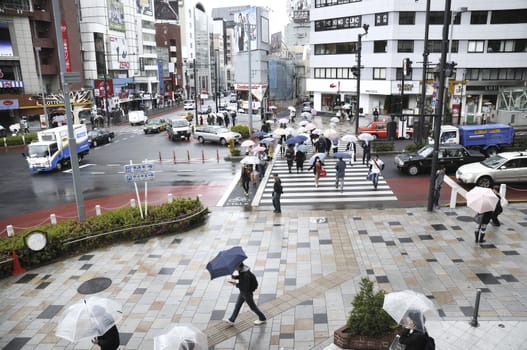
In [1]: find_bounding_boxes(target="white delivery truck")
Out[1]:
[128,110,147,125]
[24,124,90,172]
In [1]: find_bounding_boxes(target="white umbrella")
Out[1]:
[358,133,375,142]
[273,128,287,136]
[466,186,499,213]
[324,129,338,139]
[227,106,237,112]
[312,128,323,135]
[383,290,438,334]
[240,156,260,165]
[265,119,275,124]
[301,111,312,119]
[342,103,352,109]
[330,117,340,123]
[341,134,358,143]
[241,139,255,148]
[296,126,307,134]
[269,105,277,110]
[279,118,289,124]
[285,127,295,136]
[288,106,296,112]
[309,152,326,165]
[252,145,266,153]
[305,122,317,131]
[55,296,123,343]
[154,324,208,350]
[298,120,309,127]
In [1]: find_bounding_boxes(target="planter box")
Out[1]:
[334,326,399,350]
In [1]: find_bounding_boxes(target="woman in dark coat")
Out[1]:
[399,310,428,350]
[92,325,120,350]
[295,149,306,173]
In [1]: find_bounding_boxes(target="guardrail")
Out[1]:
[443,177,507,209]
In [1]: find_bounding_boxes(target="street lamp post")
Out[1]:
[34,47,48,124]
[418,0,431,146]
[355,24,369,135]
[247,22,253,133]
[427,0,452,212]
[215,49,219,112]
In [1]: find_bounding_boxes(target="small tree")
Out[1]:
[346,278,398,337]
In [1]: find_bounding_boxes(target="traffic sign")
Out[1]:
[124,163,154,173]
[125,172,155,183]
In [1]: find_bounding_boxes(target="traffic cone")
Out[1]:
[12,251,26,276]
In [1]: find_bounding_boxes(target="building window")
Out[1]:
[315,42,358,55]
[373,68,386,80]
[375,12,389,26]
[315,0,362,8]
[466,68,479,80]
[488,39,527,52]
[470,11,488,24]
[429,11,445,25]
[399,12,415,25]
[491,9,527,24]
[428,40,458,53]
[397,40,414,53]
[468,40,484,53]
[314,67,360,79]
[373,40,387,53]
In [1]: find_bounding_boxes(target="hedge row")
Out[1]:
[0,197,209,279]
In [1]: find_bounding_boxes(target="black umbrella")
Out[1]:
[206,246,247,280]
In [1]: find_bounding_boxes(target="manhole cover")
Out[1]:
[457,215,475,222]
[77,277,112,294]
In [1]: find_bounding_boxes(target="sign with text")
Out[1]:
[124,163,155,182]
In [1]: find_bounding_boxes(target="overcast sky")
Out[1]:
[198,0,290,34]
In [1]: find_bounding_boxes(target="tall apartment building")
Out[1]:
[307,0,527,124]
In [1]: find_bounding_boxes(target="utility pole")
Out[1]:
[427,0,452,212]
[354,24,368,135]
[215,49,219,112]
[247,22,253,133]
[193,59,198,126]
[418,0,431,146]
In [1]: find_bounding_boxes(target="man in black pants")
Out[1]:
[225,263,267,326]
[272,173,283,213]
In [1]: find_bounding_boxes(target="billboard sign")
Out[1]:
[234,7,256,53]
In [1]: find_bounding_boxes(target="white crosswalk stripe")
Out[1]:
[258,144,397,206]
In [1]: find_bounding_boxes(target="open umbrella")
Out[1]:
[265,119,275,124]
[358,133,375,142]
[305,122,317,131]
[466,186,499,213]
[252,146,266,153]
[55,296,123,343]
[273,128,286,136]
[309,153,326,165]
[301,111,312,119]
[241,140,255,148]
[383,290,438,333]
[296,126,307,134]
[206,246,247,280]
[297,144,310,153]
[279,118,289,124]
[341,134,358,143]
[285,137,300,145]
[240,156,260,165]
[288,106,296,112]
[330,117,340,123]
[154,324,208,350]
[252,131,266,138]
[285,127,296,135]
[269,105,277,110]
[333,152,352,159]
[298,120,309,127]
[324,129,338,139]
[295,135,308,142]
[260,137,274,144]
[312,128,323,135]
[342,103,352,109]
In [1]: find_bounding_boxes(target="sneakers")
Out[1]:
[224,319,234,326]
[253,319,266,325]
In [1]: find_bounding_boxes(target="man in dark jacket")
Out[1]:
[272,173,283,213]
[92,325,120,350]
[225,263,267,326]
[335,157,346,193]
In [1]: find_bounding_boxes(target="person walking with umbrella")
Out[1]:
[467,186,500,244]
[240,165,251,196]
[272,173,283,213]
[335,157,346,193]
[295,147,306,172]
[361,140,371,165]
[398,310,429,350]
[308,157,325,188]
[285,144,295,173]
[92,323,120,350]
[225,263,267,326]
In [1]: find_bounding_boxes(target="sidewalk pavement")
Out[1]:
[1,194,526,349]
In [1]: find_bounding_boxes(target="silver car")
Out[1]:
[456,151,527,187]
[193,125,241,145]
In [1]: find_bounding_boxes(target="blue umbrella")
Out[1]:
[296,135,308,142]
[333,152,352,159]
[206,246,248,280]
[252,131,266,137]
[309,153,326,165]
[285,137,300,145]
[297,144,310,153]
[259,139,274,145]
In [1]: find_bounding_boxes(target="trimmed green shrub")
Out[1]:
[0,198,209,279]
[346,277,398,337]
[231,125,250,139]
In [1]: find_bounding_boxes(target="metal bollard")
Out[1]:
[130,199,136,208]
[449,188,458,208]
[470,288,482,327]
[95,205,102,216]
[7,225,14,237]
[168,193,173,203]
[50,213,57,225]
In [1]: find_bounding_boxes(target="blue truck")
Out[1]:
[24,124,90,172]
[432,123,514,156]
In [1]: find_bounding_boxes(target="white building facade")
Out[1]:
[307,0,527,124]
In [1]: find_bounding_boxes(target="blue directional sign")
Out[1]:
[123,163,154,173]
[125,172,155,183]
[123,163,155,183]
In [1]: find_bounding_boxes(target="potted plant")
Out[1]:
[334,277,399,349]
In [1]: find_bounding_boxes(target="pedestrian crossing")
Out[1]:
[257,148,398,207]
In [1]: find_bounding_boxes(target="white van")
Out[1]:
[128,110,147,126]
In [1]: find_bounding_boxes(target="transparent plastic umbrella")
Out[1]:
[341,134,358,143]
[55,296,122,343]
[154,324,208,350]
[383,290,438,333]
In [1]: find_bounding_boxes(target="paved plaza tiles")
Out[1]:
[1,202,527,349]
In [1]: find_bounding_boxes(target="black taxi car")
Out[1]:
[394,144,485,176]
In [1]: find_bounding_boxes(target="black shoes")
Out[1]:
[491,221,501,227]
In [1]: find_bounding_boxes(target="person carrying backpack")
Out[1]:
[225,263,267,326]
